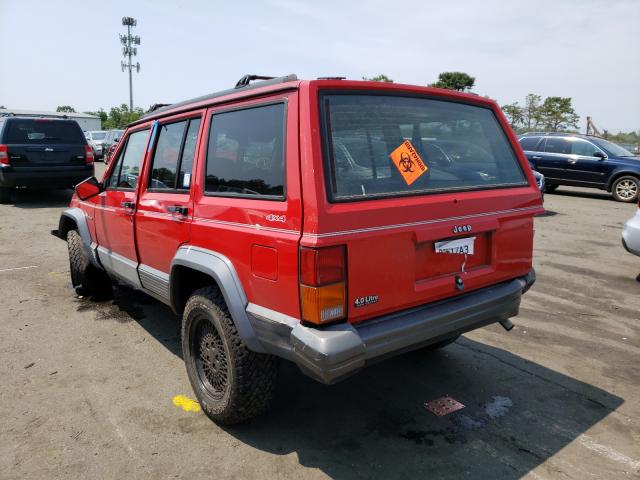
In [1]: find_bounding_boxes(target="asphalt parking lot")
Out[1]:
[1,163,639,479]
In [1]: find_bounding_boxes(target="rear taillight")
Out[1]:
[84,145,94,164]
[300,246,347,325]
[0,145,9,165]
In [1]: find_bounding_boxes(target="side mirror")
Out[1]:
[593,151,606,160]
[113,137,119,143]
[75,176,103,201]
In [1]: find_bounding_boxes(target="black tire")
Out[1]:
[545,184,559,193]
[182,286,278,425]
[611,176,639,203]
[67,230,111,296]
[0,187,12,204]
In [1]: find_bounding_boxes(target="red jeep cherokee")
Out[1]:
[55,75,543,424]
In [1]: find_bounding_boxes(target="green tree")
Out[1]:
[538,96,580,131]
[102,104,144,129]
[362,74,394,83]
[429,72,475,92]
[501,102,524,129]
[56,105,76,113]
[523,94,542,131]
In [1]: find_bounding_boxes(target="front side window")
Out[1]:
[205,103,285,198]
[107,129,149,189]
[321,94,527,201]
[570,139,600,157]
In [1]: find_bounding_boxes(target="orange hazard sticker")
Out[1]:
[389,140,429,185]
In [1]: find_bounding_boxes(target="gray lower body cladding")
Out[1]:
[247,270,535,384]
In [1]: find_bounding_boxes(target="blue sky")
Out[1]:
[1,0,638,131]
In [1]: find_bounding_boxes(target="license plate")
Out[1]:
[434,236,475,255]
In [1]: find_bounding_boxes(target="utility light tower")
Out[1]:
[119,16,141,112]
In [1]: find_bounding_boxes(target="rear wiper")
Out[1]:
[44,136,60,141]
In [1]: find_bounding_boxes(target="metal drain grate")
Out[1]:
[424,396,465,416]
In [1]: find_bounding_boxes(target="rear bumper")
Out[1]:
[622,210,640,257]
[0,165,94,188]
[247,269,536,384]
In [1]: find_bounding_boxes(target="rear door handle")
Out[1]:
[531,156,542,160]
[167,205,189,216]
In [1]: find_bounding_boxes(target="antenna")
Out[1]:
[120,16,141,111]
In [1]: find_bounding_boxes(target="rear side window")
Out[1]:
[107,129,149,189]
[519,136,541,151]
[321,94,527,201]
[6,119,85,144]
[544,137,571,154]
[205,103,285,199]
[149,118,201,190]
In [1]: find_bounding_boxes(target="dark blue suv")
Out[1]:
[519,133,640,202]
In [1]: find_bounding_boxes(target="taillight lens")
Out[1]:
[300,246,347,325]
[84,145,94,164]
[0,145,8,165]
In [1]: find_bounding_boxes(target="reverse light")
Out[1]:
[84,145,94,164]
[0,145,8,165]
[300,246,347,325]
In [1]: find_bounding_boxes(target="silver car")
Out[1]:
[85,130,107,160]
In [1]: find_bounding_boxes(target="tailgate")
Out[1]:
[308,90,544,325]
[5,119,88,167]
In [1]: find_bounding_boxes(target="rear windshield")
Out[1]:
[6,119,85,144]
[90,131,106,140]
[321,94,527,201]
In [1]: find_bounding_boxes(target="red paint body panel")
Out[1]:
[70,78,542,327]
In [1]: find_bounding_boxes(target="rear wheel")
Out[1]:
[0,187,12,204]
[67,230,111,296]
[545,184,558,193]
[611,176,639,203]
[182,286,278,425]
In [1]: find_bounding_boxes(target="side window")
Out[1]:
[205,103,285,198]
[519,136,540,151]
[570,139,599,157]
[544,137,571,154]
[107,129,149,189]
[148,118,201,191]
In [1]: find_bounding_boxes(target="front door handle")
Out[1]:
[121,201,135,210]
[167,205,188,216]
[531,155,542,160]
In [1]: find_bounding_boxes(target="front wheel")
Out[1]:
[611,176,639,203]
[182,286,278,425]
[67,230,111,296]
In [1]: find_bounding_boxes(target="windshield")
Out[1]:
[321,94,527,201]
[592,138,635,157]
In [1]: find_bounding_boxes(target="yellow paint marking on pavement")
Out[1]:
[172,395,201,413]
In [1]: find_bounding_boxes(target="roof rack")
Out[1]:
[140,74,298,120]
[522,131,583,137]
[235,74,277,89]
[147,103,172,113]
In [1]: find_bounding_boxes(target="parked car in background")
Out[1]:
[102,129,124,164]
[519,133,640,202]
[85,130,107,160]
[0,116,94,203]
[54,75,543,425]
